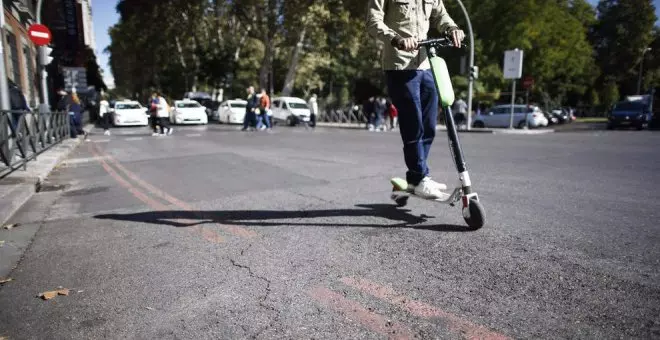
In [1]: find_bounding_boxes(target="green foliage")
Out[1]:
[105,0,659,111]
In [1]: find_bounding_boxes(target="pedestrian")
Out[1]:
[68,93,86,139]
[388,100,399,130]
[259,88,272,131]
[99,94,111,136]
[452,96,468,129]
[367,0,465,198]
[242,86,258,131]
[149,92,172,136]
[364,97,375,131]
[308,93,318,129]
[373,96,387,131]
[158,94,172,135]
[7,79,29,131]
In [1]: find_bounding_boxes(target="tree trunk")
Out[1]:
[281,27,307,96]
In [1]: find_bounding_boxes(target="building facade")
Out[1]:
[1,0,98,109]
[2,0,39,107]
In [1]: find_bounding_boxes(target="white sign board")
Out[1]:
[503,49,523,80]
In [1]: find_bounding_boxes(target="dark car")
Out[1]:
[607,101,651,130]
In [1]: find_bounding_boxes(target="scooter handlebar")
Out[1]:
[417,37,467,49]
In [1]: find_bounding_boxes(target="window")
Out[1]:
[5,32,20,86]
[23,44,35,107]
[272,100,280,108]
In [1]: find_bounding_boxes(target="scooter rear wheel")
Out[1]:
[463,199,485,230]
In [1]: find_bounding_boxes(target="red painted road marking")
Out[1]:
[308,286,414,340]
[90,144,225,244]
[96,145,257,239]
[340,277,510,340]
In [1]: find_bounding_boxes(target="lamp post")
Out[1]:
[453,0,475,130]
[36,0,51,113]
[637,47,652,95]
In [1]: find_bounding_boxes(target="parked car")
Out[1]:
[170,99,208,125]
[607,100,651,130]
[271,97,311,126]
[216,99,247,124]
[112,100,149,127]
[473,105,546,129]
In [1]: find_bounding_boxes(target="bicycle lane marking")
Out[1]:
[307,286,414,340]
[88,143,225,244]
[94,143,257,239]
[340,277,511,340]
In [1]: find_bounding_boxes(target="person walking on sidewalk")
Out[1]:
[308,94,318,129]
[99,95,111,136]
[367,0,464,199]
[259,88,272,131]
[242,86,258,131]
[68,93,86,139]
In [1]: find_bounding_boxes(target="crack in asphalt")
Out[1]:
[229,244,281,339]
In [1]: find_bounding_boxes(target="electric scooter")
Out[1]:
[390,37,486,230]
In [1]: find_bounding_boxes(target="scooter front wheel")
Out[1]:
[463,199,485,230]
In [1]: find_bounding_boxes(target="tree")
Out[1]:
[591,0,657,95]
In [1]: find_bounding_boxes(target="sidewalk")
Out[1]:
[0,124,92,228]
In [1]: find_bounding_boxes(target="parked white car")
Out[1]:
[216,99,247,124]
[271,97,311,126]
[473,105,547,129]
[113,101,149,126]
[170,99,208,125]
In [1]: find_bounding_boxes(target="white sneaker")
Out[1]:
[167,128,173,135]
[413,177,449,199]
[152,132,160,137]
[104,130,111,136]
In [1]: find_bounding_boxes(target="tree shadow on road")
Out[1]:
[95,204,474,232]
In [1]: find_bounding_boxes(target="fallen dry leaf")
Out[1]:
[39,288,70,300]
[0,278,12,284]
[3,223,19,230]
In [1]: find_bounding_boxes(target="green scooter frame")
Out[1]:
[390,38,485,229]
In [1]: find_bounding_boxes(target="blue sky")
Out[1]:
[92,0,119,89]
[92,0,660,89]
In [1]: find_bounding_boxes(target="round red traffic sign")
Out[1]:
[523,76,534,89]
[28,24,52,46]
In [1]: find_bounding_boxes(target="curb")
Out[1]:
[0,124,92,227]
[316,122,554,135]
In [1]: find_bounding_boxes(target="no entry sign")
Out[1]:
[28,24,52,46]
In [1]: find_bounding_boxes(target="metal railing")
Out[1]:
[0,110,70,179]
[319,106,370,126]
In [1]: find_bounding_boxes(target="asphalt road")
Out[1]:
[1,122,659,339]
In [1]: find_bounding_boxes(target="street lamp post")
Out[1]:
[36,0,50,113]
[637,47,652,95]
[453,0,475,130]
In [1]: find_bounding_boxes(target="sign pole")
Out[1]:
[509,80,516,129]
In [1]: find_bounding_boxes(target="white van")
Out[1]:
[473,104,547,129]
[271,97,311,126]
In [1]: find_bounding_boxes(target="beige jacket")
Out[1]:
[367,0,458,70]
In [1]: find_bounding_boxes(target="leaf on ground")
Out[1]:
[145,306,154,311]
[0,278,12,284]
[3,223,19,230]
[38,288,70,300]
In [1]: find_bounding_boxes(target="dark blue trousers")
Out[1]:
[386,69,438,185]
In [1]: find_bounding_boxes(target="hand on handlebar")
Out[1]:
[448,28,466,48]
[392,36,418,52]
